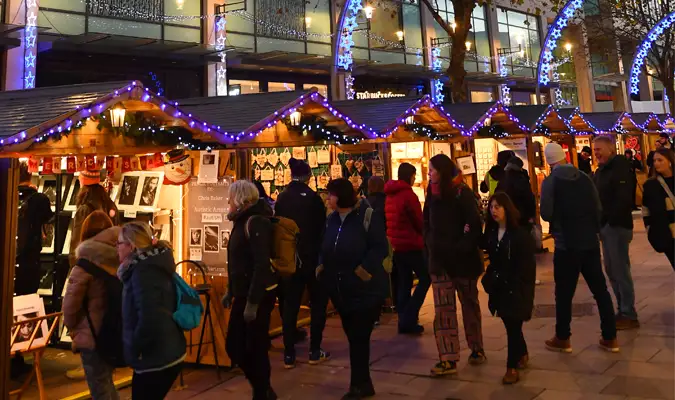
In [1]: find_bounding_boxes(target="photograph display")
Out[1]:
[220,230,230,250]
[12,294,49,353]
[118,175,140,206]
[139,176,160,206]
[190,228,203,247]
[204,225,219,253]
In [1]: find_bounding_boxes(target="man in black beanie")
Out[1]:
[578,146,593,175]
[275,158,330,369]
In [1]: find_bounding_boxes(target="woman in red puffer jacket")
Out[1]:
[384,163,430,334]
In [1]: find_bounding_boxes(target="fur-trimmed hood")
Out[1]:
[75,227,120,276]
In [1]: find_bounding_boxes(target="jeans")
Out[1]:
[340,305,379,389]
[600,225,637,320]
[553,247,617,341]
[226,291,276,398]
[431,274,483,362]
[501,318,527,369]
[394,250,431,328]
[131,363,182,400]
[282,268,329,354]
[80,350,119,400]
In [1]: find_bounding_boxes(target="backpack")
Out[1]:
[246,216,299,277]
[77,258,126,368]
[172,273,204,331]
[362,208,394,274]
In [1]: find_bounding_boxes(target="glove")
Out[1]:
[243,302,259,323]
[354,265,372,282]
[221,291,233,309]
[315,264,324,279]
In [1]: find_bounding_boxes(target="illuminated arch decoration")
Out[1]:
[334,0,363,100]
[24,0,38,89]
[629,11,675,95]
[537,0,584,87]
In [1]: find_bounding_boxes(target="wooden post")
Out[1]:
[0,158,19,400]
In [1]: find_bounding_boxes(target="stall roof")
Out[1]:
[557,107,578,121]
[177,90,369,142]
[658,114,675,130]
[0,81,225,155]
[442,102,528,136]
[623,112,663,132]
[332,96,464,138]
[508,105,573,134]
[441,102,495,133]
[579,112,624,133]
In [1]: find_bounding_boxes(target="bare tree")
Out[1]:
[582,0,674,114]
[417,0,566,103]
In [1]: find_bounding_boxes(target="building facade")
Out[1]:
[0,0,665,112]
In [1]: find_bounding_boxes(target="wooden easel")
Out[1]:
[9,312,62,400]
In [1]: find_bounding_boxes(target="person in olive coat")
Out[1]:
[482,192,536,385]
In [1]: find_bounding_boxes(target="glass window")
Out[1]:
[371,50,405,64]
[229,79,260,95]
[227,33,256,50]
[307,43,331,56]
[268,82,296,92]
[306,0,331,44]
[433,4,491,73]
[41,0,85,12]
[89,17,162,39]
[256,37,304,53]
[496,8,541,78]
[226,2,255,34]
[38,11,85,35]
[164,0,199,27]
[369,8,401,43]
[303,83,328,97]
[164,26,200,43]
[403,4,423,50]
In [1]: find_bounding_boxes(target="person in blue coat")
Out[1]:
[318,178,388,400]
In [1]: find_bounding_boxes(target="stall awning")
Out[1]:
[509,105,573,134]
[628,113,664,132]
[658,114,675,131]
[0,81,225,156]
[579,112,624,134]
[177,90,369,145]
[441,102,529,137]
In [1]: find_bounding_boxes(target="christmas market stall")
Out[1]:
[332,95,465,202]
[0,81,231,398]
[658,114,675,133]
[442,101,530,200]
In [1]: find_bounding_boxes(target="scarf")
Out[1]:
[430,174,464,196]
[117,244,171,280]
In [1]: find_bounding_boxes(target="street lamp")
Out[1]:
[364,5,374,19]
[290,111,302,126]
[110,106,126,128]
[451,21,457,31]
[396,31,404,42]
[564,42,572,52]
[465,41,472,51]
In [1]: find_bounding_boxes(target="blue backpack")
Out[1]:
[172,273,204,331]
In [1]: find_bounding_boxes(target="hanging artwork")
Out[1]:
[284,168,292,185]
[164,149,192,186]
[292,147,306,160]
[317,146,330,164]
[372,156,385,177]
[254,165,262,180]
[271,189,280,201]
[267,149,279,166]
[261,166,274,181]
[349,171,363,190]
[256,149,268,166]
[308,147,318,168]
[331,164,343,180]
[345,158,354,171]
[262,181,271,195]
[280,148,292,166]
[317,171,329,190]
[354,157,364,173]
[274,165,285,186]
[198,151,219,185]
[308,172,317,191]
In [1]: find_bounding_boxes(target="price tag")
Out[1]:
[124,209,137,219]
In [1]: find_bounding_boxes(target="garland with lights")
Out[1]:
[285,116,362,145]
[629,11,675,95]
[404,123,443,140]
[477,125,508,138]
[537,0,584,86]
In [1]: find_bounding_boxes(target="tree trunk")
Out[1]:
[448,1,473,103]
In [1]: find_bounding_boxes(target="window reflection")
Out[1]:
[497,8,541,78]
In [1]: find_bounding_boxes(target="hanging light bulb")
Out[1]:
[110,106,126,128]
[396,31,404,41]
[364,5,374,19]
[451,22,457,31]
[175,0,184,10]
[305,17,312,29]
[564,42,573,52]
[465,41,472,51]
[290,111,302,126]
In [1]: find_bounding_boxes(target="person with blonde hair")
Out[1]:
[222,180,278,400]
[117,221,185,400]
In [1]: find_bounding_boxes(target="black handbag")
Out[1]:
[481,266,501,295]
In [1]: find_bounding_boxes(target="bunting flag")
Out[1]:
[42,157,53,175]
[66,156,76,173]
[139,155,148,170]
[105,156,115,172]
[28,157,39,173]
[53,157,62,174]
[130,156,140,171]
[122,156,132,173]
[77,156,86,172]
[96,156,105,170]
[153,152,165,167]
[85,155,96,171]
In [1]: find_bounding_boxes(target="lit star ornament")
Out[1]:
[537,0,584,86]
[217,65,227,80]
[629,11,675,95]
[25,52,36,68]
[216,17,226,32]
[27,0,37,8]
[24,71,35,88]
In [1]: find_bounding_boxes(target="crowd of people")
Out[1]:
[11,133,674,399]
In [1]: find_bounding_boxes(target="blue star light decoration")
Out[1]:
[629,11,675,95]
[430,47,444,104]
[215,15,228,96]
[23,3,38,90]
[337,0,363,72]
[537,0,583,87]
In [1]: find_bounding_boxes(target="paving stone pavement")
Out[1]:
[162,219,674,400]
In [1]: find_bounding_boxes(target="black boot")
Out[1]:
[253,387,277,400]
[341,382,375,399]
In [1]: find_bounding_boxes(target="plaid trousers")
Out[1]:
[431,273,484,362]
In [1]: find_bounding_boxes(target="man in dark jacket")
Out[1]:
[274,158,329,369]
[624,149,643,210]
[384,163,430,334]
[540,143,618,353]
[495,157,536,228]
[480,150,514,196]
[16,161,54,295]
[593,137,639,330]
[577,146,592,175]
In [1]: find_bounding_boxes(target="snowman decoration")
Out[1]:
[164,148,192,185]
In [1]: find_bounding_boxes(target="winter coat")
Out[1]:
[70,196,119,266]
[275,181,326,270]
[495,169,536,226]
[540,164,602,250]
[227,200,278,304]
[320,200,389,313]
[384,180,424,252]
[17,185,54,259]
[424,183,484,278]
[642,176,675,253]
[120,244,186,372]
[62,227,120,351]
[367,192,386,215]
[484,226,536,321]
[480,166,504,196]
[578,156,592,175]
[593,155,634,230]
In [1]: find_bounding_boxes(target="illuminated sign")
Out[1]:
[356,91,406,100]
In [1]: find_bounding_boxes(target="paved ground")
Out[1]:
[151,218,674,400]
